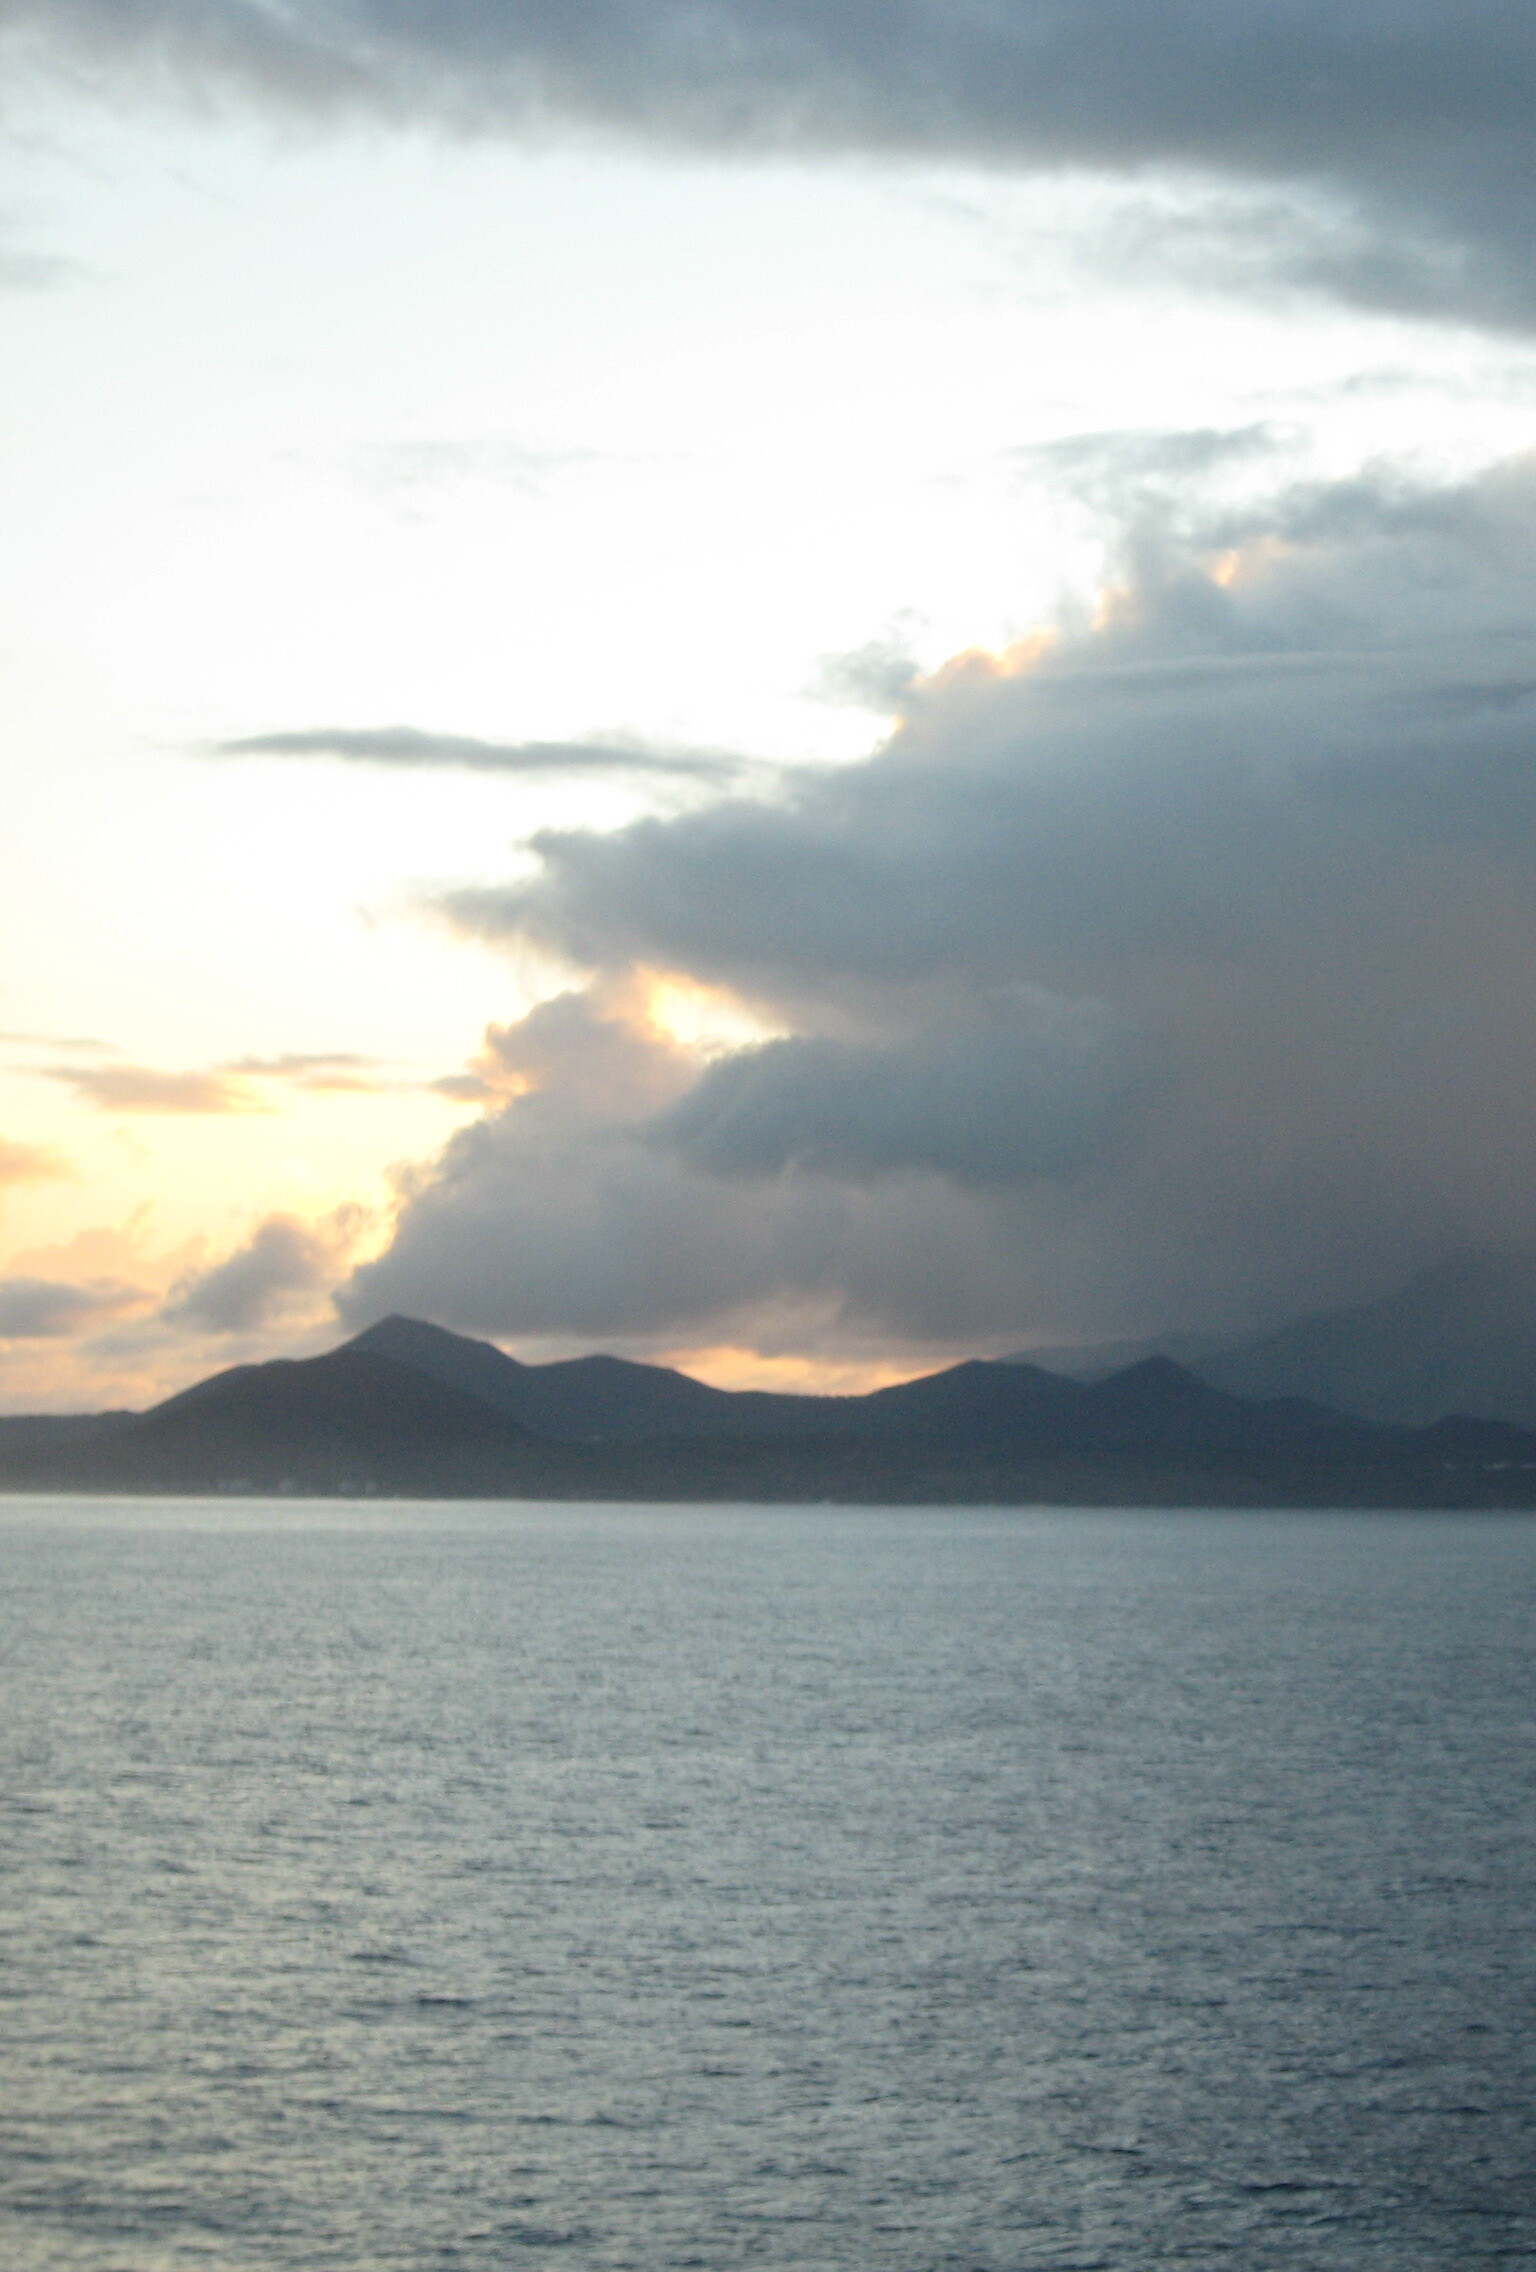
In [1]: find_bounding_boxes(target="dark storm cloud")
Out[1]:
[164,1214,338,1333]
[214,726,750,785]
[11,0,1536,320]
[0,1275,144,1336]
[653,992,1141,1187]
[344,453,1536,1356]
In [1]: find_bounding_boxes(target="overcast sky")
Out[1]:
[6,1,1536,1407]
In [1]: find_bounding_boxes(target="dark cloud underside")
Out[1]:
[9,1,1536,320]
[653,995,1141,1188]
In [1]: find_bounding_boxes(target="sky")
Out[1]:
[6,1,1536,1408]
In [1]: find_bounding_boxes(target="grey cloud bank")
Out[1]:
[458,477,1536,996]
[343,457,1536,1361]
[342,992,1077,1351]
[654,994,1141,1188]
[9,0,1536,323]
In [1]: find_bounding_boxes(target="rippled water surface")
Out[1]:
[1,1500,1533,2270]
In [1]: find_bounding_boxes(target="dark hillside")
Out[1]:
[7,1319,1536,1504]
[347,1315,864,1440]
[17,1346,585,1496]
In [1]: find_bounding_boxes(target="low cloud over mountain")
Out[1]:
[340,457,1536,1364]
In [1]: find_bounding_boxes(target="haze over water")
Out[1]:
[1,1501,1532,2270]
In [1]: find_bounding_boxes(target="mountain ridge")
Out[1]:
[4,1312,1535,1505]
[1013,1249,1536,1429]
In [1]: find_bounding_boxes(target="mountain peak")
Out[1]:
[1091,1354,1222,1404]
[347,1312,525,1366]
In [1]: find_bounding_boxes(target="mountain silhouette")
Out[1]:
[348,1314,835,1438]
[1014,1251,1536,1428]
[29,1344,581,1496]
[1196,1251,1536,1426]
[6,1313,1536,1503]
[346,1320,1359,1453]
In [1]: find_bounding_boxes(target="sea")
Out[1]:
[0,1499,1532,2272]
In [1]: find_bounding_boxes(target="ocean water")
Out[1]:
[0,1501,1532,2272]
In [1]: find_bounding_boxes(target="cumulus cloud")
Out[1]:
[338,992,1158,1353]
[343,993,763,1338]
[339,451,1536,1358]
[214,726,751,784]
[8,1,1536,322]
[458,460,1536,988]
[342,993,1057,1349]
[0,1275,146,1337]
[163,1212,353,1333]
